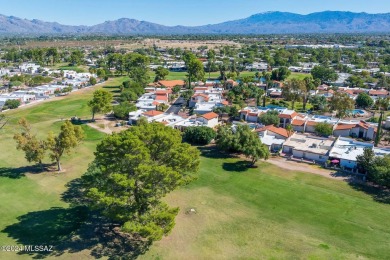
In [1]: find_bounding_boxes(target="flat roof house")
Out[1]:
[329,137,374,171]
[282,133,335,163]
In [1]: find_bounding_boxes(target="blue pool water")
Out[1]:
[351,109,365,115]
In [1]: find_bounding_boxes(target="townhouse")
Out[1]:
[282,133,336,163]
[256,125,290,152]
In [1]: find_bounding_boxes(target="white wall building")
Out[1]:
[329,137,374,171]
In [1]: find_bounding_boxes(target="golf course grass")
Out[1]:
[142,148,390,260]
[0,76,389,259]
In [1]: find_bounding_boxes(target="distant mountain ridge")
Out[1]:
[1,11,390,35]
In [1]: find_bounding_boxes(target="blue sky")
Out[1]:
[1,0,389,26]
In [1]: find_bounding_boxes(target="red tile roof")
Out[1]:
[335,124,355,130]
[278,112,297,119]
[291,119,306,126]
[256,125,289,138]
[155,89,171,95]
[192,93,209,101]
[143,110,164,117]
[369,89,388,96]
[201,112,219,120]
[194,87,208,91]
[155,96,168,101]
[306,121,318,126]
[158,80,185,88]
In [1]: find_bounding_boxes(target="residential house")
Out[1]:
[329,137,374,171]
[240,107,269,122]
[369,89,388,98]
[197,112,220,128]
[333,121,377,140]
[279,110,298,128]
[282,133,335,163]
[256,125,290,152]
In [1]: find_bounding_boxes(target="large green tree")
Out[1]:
[311,65,338,83]
[154,66,169,82]
[183,126,216,145]
[271,66,291,81]
[282,79,305,110]
[356,92,374,109]
[46,120,84,171]
[81,122,200,241]
[216,124,269,166]
[356,148,375,175]
[314,122,333,137]
[259,110,279,126]
[13,118,46,168]
[183,51,205,88]
[113,102,137,119]
[88,89,113,120]
[329,92,355,118]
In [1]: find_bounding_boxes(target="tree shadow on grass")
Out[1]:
[102,85,121,94]
[222,161,250,172]
[2,206,152,259]
[348,181,390,204]
[198,146,235,159]
[0,164,52,179]
[2,176,152,259]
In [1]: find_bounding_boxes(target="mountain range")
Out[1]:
[1,11,390,35]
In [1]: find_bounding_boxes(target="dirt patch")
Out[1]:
[266,157,348,181]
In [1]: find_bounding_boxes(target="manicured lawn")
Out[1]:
[142,147,390,260]
[58,66,87,73]
[0,77,127,259]
[288,72,309,80]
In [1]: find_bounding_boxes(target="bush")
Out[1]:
[259,110,279,126]
[89,77,97,85]
[113,102,137,120]
[5,99,21,109]
[183,126,216,145]
[314,122,333,137]
[356,92,373,108]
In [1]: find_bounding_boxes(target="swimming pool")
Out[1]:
[350,109,365,115]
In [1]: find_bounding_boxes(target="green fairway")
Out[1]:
[0,77,126,259]
[142,147,390,260]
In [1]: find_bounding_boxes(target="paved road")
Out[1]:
[166,96,185,114]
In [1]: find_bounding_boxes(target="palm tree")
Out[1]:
[286,124,294,137]
[374,97,389,147]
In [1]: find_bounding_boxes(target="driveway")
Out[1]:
[166,96,185,114]
[267,157,350,181]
